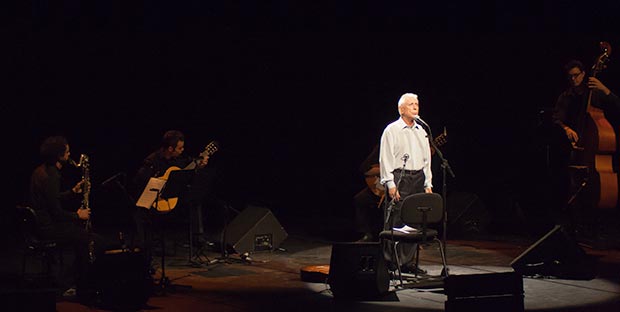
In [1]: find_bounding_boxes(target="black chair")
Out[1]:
[379,193,449,288]
[16,205,63,281]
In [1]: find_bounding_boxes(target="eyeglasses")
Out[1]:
[568,71,583,79]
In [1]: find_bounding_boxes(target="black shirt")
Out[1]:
[29,163,79,227]
[131,149,195,200]
[552,86,620,132]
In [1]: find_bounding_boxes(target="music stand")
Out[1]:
[154,169,194,295]
[160,170,194,204]
[181,168,216,266]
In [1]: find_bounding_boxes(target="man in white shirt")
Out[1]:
[379,92,433,273]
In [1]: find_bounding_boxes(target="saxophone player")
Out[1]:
[29,135,104,298]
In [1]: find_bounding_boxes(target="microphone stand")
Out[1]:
[420,120,455,277]
[152,188,171,294]
[152,187,192,295]
[384,154,408,286]
[384,156,409,230]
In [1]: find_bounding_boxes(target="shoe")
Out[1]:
[62,287,77,298]
[356,233,377,242]
[401,263,427,275]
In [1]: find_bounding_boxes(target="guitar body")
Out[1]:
[159,166,182,181]
[299,265,330,283]
[152,166,181,212]
[151,140,219,212]
[364,165,385,197]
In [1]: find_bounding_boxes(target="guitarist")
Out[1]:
[354,144,385,242]
[131,130,210,263]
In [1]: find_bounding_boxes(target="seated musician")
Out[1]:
[354,144,385,242]
[551,58,620,235]
[29,136,106,298]
[130,130,210,264]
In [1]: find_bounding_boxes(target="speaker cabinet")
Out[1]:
[328,242,389,300]
[445,271,524,312]
[78,250,152,310]
[224,206,288,254]
[1,287,57,312]
[510,225,596,279]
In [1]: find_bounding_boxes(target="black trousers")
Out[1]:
[40,222,106,290]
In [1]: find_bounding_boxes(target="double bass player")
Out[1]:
[551,54,620,237]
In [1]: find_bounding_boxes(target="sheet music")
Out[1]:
[392,225,418,234]
[136,177,166,209]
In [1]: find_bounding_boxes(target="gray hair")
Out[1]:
[397,93,418,108]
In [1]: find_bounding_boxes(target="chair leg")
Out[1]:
[52,248,62,283]
[393,241,404,287]
[435,238,449,277]
[21,254,27,280]
[414,243,421,277]
[45,251,54,276]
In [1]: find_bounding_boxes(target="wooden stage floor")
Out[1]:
[2,213,620,312]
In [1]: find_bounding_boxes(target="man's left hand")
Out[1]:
[198,155,209,168]
[588,77,611,95]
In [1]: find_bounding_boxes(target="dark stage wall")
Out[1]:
[5,2,620,235]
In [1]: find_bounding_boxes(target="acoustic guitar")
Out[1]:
[153,141,219,212]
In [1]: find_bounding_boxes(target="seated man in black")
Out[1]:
[29,135,105,297]
[130,130,210,264]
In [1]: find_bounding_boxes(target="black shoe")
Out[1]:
[401,263,427,275]
[57,286,79,302]
[356,233,376,242]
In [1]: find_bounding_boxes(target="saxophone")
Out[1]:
[78,154,96,264]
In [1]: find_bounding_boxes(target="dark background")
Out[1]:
[4,1,620,238]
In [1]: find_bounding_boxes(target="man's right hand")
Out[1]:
[564,126,579,143]
[389,187,400,202]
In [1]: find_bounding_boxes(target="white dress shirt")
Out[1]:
[379,117,433,190]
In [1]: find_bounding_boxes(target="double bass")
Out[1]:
[577,41,617,210]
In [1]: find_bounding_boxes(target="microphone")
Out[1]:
[401,153,410,162]
[414,116,429,127]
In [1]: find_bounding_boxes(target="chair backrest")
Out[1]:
[16,205,42,245]
[400,193,443,225]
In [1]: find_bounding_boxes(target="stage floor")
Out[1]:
[2,214,620,312]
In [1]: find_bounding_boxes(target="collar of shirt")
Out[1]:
[396,118,421,130]
[396,117,413,129]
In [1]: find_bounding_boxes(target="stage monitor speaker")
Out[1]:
[224,206,288,254]
[78,250,151,310]
[2,286,56,312]
[328,242,389,300]
[510,225,596,279]
[445,271,524,312]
